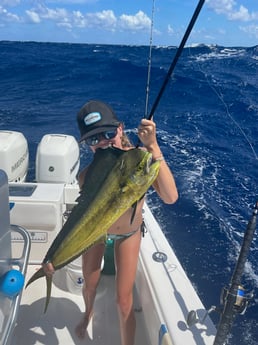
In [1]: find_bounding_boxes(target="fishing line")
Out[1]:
[144,0,155,118]
[137,0,205,147]
[189,47,258,161]
[147,0,205,120]
[211,84,257,160]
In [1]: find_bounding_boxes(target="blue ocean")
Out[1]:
[0,41,257,345]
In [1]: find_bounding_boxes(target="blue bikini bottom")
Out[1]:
[106,229,138,241]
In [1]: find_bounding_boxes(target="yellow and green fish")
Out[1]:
[26,146,160,312]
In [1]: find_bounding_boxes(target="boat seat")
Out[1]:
[0,170,31,345]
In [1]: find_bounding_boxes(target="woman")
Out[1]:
[44,100,178,345]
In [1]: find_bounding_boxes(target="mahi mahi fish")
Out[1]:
[26,146,160,312]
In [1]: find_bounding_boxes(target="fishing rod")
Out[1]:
[146,0,205,120]
[187,202,257,344]
[145,0,155,119]
[137,0,205,147]
[213,201,257,345]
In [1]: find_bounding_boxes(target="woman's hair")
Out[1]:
[121,133,133,148]
[120,123,133,148]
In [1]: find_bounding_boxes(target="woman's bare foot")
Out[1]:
[75,313,93,339]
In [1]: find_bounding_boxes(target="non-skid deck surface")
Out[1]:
[12,266,148,345]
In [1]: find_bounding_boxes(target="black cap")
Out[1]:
[77,100,120,142]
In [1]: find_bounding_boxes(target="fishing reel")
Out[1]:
[220,285,254,315]
[186,305,218,327]
[186,285,254,327]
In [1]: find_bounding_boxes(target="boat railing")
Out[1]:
[0,169,31,345]
[0,225,31,345]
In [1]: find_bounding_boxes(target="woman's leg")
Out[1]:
[75,242,105,339]
[115,230,141,345]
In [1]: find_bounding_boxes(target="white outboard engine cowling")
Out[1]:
[0,131,29,182]
[36,134,80,184]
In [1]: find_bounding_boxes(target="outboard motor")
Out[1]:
[0,131,29,182]
[36,134,80,184]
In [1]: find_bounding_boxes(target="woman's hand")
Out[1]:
[137,118,158,150]
[42,262,55,277]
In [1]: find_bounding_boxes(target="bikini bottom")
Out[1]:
[106,229,138,241]
[106,221,146,242]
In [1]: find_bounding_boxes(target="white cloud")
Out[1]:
[46,0,96,3]
[167,24,174,34]
[206,0,236,14]
[119,11,150,31]
[72,10,85,27]
[57,21,72,30]
[0,5,20,21]
[39,6,151,31]
[207,0,258,22]
[0,0,21,6]
[0,3,151,36]
[26,10,41,23]
[86,10,117,29]
[40,6,69,21]
[229,5,258,21]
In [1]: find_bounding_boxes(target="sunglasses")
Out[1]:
[85,128,118,146]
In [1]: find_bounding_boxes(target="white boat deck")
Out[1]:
[0,173,217,345]
[12,266,149,345]
[10,202,217,345]
[7,204,218,345]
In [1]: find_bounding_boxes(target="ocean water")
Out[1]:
[0,41,257,345]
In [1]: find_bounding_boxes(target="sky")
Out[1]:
[0,0,257,47]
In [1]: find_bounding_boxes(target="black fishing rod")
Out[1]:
[213,201,257,345]
[147,0,205,120]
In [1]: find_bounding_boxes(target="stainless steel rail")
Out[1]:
[0,225,31,345]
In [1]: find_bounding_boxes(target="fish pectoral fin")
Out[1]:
[119,159,125,171]
[44,275,53,314]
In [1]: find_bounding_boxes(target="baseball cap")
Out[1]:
[77,100,120,142]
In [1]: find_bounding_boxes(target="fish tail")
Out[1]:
[25,267,53,313]
[44,275,52,313]
[25,267,45,288]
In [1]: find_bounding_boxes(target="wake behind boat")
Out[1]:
[0,130,216,345]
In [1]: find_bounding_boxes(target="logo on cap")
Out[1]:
[84,112,102,126]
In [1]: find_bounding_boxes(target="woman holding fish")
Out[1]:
[43,100,178,345]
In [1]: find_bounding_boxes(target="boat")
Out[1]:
[0,130,217,345]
